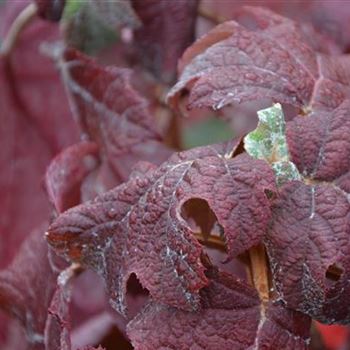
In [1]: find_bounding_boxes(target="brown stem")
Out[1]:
[195,232,342,283]
[198,6,226,24]
[58,262,83,286]
[0,2,37,58]
[249,244,270,308]
[194,232,226,251]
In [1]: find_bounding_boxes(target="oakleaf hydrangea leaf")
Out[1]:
[132,0,199,82]
[127,266,311,350]
[244,103,301,185]
[166,6,350,132]
[46,141,276,315]
[0,227,58,349]
[50,47,172,198]
[266,181,350,323]
[287,99,350,188]
[0,8,79,268]
[167,8,317,111]
[45,141,99,213]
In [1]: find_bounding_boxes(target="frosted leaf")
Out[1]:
[244,103,301,185]
[46,141,276,315]
[272,161,302,186]
[244,103,288,163]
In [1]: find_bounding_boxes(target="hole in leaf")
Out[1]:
[126,273,149,319]
[264,188,276,200]
[181,198,248,281]
[180,198,221,242]
[325,263,343,285]
[98,324,133,350]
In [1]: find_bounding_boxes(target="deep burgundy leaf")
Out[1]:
[35,0,66,21]
[168,7,319,111]
[335,171,350,194]
[287,100,350,183]
[45,141,99,213]
[265,181,350,323]
[255,301,311,349]
[127,267,311,350]
[233,6,340,55]
[46,141,275,315]
[44,268,124,350]
[54,47,172,195]
[201,0,350,52]
[0,227,58,350]
[168,6,350,118]
[308,55,350,112]
[131,0,199,82]
[0,312,28,350]
[0,2,79,268]
[45,283,72,350]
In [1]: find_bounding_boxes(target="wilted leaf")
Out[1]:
[266,181,350,323]
[127,266,311,350]
[46,141,275,315]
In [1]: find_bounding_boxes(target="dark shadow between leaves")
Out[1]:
[180,198,248,281]
[97,325,133,350]
[325,263,343,287]
[126,273,149,320]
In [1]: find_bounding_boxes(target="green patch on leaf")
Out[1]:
[272,161,301,186]
[62,0,140,54]
[244,103,288,163]
[63,0,84,20]
[244,103,301,185]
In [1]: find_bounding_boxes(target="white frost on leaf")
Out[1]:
[244,103,301,186]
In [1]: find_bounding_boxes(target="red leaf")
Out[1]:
[46,141,275,315]
[287,100,350,183]
[168,6,350,119]
[0,2,79,268]
[266,181,350,323]
[54,47,172,197]
[127,266,311,350]
[45,141,99,213]
[131,0,199,82]
[0,227,58,349]
[168,7,319,111]
[200,1,350,52]
[45,283,72,350]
